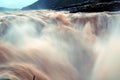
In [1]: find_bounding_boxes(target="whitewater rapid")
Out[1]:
[0,10,120,80]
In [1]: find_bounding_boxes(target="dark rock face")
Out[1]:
[89,0,120,2]
[22,0,120,13]
[56,0,120,12]
[22,0,85,10]
[22,0,56,10]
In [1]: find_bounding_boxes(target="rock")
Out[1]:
[56,1,120,12]
[22,0,120,13]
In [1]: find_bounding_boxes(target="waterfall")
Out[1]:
[0,10,120,80]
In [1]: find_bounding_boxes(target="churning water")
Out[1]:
[0,10,120,80]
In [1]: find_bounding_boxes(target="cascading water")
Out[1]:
[0,10,120,80]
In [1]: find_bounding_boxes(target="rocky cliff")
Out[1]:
[22,0,120,12]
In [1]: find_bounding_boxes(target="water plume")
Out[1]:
[91,14,120,80]
[0,10,120,80]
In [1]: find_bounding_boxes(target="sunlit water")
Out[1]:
[0,10,120,80]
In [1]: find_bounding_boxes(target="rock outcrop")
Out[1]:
[22,0,120,13]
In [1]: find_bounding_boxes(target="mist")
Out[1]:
[0,10,120,80]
